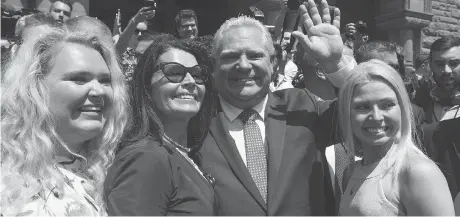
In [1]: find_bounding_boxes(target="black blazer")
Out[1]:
[432,117,460,199]
[199,89,338,215]
[104,136,217,216]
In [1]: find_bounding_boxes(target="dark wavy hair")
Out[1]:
[122,34,215,162]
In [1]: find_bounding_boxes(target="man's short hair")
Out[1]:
[65,16,112,44]
[15,12,57,37]
[50,0,73,12]
[355,40,397,63]
[175,9,198,29]
[212,16,275,59]
[429,36,460,60]
[414,54,429,69]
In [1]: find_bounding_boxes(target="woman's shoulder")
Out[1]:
[115,136,171,160]
[399,150,444,185]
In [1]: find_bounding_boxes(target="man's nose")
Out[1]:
[236,55,251,71]
[442,64,453,74]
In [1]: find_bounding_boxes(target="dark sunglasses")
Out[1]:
[153,62,208,84]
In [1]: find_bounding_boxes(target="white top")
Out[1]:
[339,160,406,216]
[219,95,268,166]
[277,60,298,91]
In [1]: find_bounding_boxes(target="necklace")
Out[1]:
[162,134,205,176]
[162,134,215,186]
[162,133,191,153]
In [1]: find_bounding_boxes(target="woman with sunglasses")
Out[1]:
[104,36,217,215]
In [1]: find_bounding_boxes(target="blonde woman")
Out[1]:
[1,26,128,215]
[338,59,454,215]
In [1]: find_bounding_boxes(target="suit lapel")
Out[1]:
[265,92,286,206]
[210,112,268,211]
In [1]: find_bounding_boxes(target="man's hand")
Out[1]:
[292,0,345,73]
[133,7,156,23]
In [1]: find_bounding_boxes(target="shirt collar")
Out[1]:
[219,94,268,123]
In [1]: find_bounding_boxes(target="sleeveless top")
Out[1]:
[339,159,406,216]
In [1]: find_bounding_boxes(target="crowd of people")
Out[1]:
[1,0,460,215]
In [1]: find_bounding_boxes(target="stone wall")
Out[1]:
[421,0,460,54]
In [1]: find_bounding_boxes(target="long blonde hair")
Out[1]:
[338,59,428,180]
[1,27,128,212]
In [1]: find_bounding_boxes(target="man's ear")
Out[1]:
[270,55,277,68]
[210,57,217,80]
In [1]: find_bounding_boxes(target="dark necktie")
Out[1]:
[239,109,267,203]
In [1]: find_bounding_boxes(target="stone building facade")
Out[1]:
[2,0,459,67]
[256,0,459,69]
[421,0,460,54]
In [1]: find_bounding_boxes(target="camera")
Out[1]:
[143,0,157,9]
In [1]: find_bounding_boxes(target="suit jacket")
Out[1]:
[199,88,338,215]
[432,117,460,199]
[104,136,217,216]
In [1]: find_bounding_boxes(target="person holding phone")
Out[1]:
[115,3,156,80]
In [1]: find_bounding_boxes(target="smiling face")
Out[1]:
[178,17,198,39]
[214,26,273,109]
[149,48,205,122]
[350,81,401,148]
[44,43,112,148]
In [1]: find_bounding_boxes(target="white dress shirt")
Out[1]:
[218,55,356,166]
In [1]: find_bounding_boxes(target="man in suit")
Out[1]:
[199,0,356,215]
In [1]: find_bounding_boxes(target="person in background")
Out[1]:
[414,36,460,124]
[49,0,72,24]
[199,0,356,214]
[413,54,431,80]
[414,37,460,161]
[270,43,295,91]
[412,54,433,100]
[114,6,155,55]
[194,35,214,57]
[175,9,199,40]
[2,13,58,78]
[1,27,128,216]
[338,59,454,216]
[104,37,217,215]
[65,16,114,46]
[114,6,155,80]
[432,116,460,202]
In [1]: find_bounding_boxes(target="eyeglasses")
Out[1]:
[153,62,208,84]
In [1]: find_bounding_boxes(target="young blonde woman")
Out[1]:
[1,27,128,215]
[338,59,455,215]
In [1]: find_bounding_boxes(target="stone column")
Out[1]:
[374,0,433,70]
